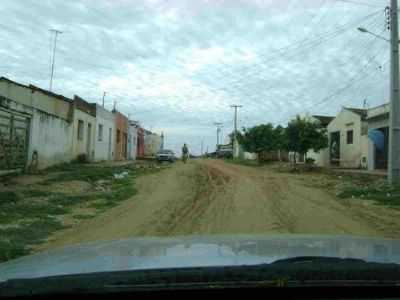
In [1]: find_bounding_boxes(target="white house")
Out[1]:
[327,107,369,169]
[71,95,96,162]
[0,77,74,170]
[93,104,115,161]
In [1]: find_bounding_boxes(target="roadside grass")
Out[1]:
[0,162,142,262]
[336,177,400,206]
[224,158,266,167]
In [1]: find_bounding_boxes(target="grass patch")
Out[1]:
[73,214,95,220]
[44,164,135,183]
[225,159,261,167]
[336,178,400,206]
[49,193,99,206]
[20,189,49,198]
[0,191,20,206]
[0,217,65,262]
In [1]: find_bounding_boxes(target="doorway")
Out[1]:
[87,123,92,159]
[330,131,340,166]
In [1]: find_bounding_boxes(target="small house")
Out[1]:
[93,104,115,161]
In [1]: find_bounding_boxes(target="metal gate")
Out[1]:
[0,107,30,171]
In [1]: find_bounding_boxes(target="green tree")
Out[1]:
[240,124,283,160]
[284,116,328,164]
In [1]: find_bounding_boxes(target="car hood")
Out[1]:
[0,234,400,282]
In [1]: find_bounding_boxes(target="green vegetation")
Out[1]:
[0,163,140,262]
[0,191,19,205]
[337,178,400,206]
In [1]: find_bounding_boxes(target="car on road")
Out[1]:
[156,150,175,162]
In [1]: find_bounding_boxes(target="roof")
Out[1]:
[344,107,368,119]
[0,76,73,103]
[311,115,334,126]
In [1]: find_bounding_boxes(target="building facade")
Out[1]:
[0,77,74,170]
[114,111,128,160]
[327,107,369,169]
[136,127,145,158]
[71,96,96,162]
[93,104,115,161]
[144,130,162,157]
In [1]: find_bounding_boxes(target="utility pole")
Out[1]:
[49,29,62,91]
[213,122,223,151]
[231,104,242,158]
[201,139,204,156]
[389,0,400,184]
[102,92,107,107]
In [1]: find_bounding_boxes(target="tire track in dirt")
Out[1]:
[38,160,400,251]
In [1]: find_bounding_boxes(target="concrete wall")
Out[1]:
[94,104,115,161]
[307,148,329,167]
[71,98,96,161]
[0,79,74,169]
[327,109,367,168]
[128,123,138,160]
[144,132,162,156]
[137,127,145,158]
[114,111,128,160]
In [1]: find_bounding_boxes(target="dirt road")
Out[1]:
[39,160,400,250]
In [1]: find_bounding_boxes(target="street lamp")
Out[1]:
[357,27,390,42]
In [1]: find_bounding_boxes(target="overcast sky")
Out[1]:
[0,0,391,154]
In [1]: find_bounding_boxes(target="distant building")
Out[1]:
[0,77,74,171]
[136,127,145,158]
[71,95,96,162]
[144,130,162,157]
[128,120,139,161]
[93,104,115,161]
[113,110,129,161]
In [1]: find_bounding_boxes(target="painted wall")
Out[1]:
[327,109,367,168]
[94,104,115,161]
[0,79,74,169]
[136,127,145,158]
[71,96,96,161]
[114,111,128,160]
[128,123,138,160]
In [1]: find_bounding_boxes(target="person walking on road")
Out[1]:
[182,143,189,163]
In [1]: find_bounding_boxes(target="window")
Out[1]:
[77,120,84,140]
[117,129,121,143]
[98,124,103,141]
[347,130,353,144]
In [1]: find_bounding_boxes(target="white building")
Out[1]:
[327,107,369,169]
[93,104,115,161]
[144,130,162,157]
[71,95,96,162]
[0,77,74,171]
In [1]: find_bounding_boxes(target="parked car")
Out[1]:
[156,150,175,162]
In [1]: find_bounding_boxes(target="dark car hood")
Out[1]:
[1,234,400,282]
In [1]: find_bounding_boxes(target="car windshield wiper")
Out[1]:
[1,257,400,297]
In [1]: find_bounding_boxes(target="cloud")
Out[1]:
[0,0,390,154]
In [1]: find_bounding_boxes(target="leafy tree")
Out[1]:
[240,124,284,160]
[284,116,328,163]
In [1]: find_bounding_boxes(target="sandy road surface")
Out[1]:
[39,160,400,250]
